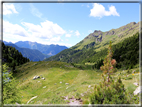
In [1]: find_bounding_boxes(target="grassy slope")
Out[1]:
[74,22,139,51]
[15,61,140,104]
[45,22,140,63]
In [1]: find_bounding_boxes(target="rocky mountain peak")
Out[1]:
[94,30,102,33]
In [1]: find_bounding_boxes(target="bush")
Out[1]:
[90,76,130,104]
[83,100,89,104]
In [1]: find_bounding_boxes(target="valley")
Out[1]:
[14,61,140,104]
[2,21,141,105]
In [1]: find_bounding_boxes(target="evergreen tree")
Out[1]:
[100,41,117,83]
[3,64,21,104]
[90,41,130,104]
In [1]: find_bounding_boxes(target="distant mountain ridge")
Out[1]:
[5,43,50,61]
[14,41,68,56]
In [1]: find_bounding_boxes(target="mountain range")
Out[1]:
[4,41,68,61]
[14,41,68,56]
[4,43,49,61]
[45,21,140,67]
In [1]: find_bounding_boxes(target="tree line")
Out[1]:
[2,42,30,73]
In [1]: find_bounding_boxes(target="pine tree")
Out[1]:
[3,64,21,104]
[100,41,117,83]
[90,41,130,104]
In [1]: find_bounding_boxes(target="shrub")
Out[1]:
[83,100,89,104]
[90,76,130,104]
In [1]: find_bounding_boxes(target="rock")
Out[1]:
[88,103,91,106]
[41,77,45,80]
[81,93,84,96]
[43,86,46,88]
[64,96,68,100]
[88,85,91,88]
[133,86,142,95]
[132,70,136,73]
[133,82,139,86]
[33,75,40,80]
[37,76,40,78]
[33,76,36,80]
[65,83,69,85]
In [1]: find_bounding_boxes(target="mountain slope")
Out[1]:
[73,22,139,51]
[45,22,140,69]
[5,43,49,61]
[15,41,68,55]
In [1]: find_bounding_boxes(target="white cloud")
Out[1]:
[3,20,66,45]
[50,36,63,42]
[69,30,73,33]
[90,3,120,18]
[75,30,80,37]
[3,20,29,37]
[65,34,71,37]
[65,39,69,41]
[3,3,18,15]
[30,3,42,18]
[21,20,66,39]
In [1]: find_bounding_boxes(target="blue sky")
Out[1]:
[3,2,139,47]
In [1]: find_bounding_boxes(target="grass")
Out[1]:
[14,61,140,104]
[73,22,139,52]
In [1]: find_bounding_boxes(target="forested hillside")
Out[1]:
[2,42,30,72]
[45,32,139,70]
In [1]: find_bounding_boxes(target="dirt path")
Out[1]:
[64,96,83,106]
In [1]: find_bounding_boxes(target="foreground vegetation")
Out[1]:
[2,60,139,105]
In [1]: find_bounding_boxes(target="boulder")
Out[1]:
[88,85,91,88]
[65,83,69,85]
[33,75,40,80]
[41,77,45,80]
[43,86,46,88]
[133,82,139,86]
[133,86,142,95]
[33,76,36,80]
[37,76,40,78]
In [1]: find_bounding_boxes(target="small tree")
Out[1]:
[100,41,117,83]
[90,41,130,104]
[3,64,21,104]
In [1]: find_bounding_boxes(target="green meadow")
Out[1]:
[14,61,140,104]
